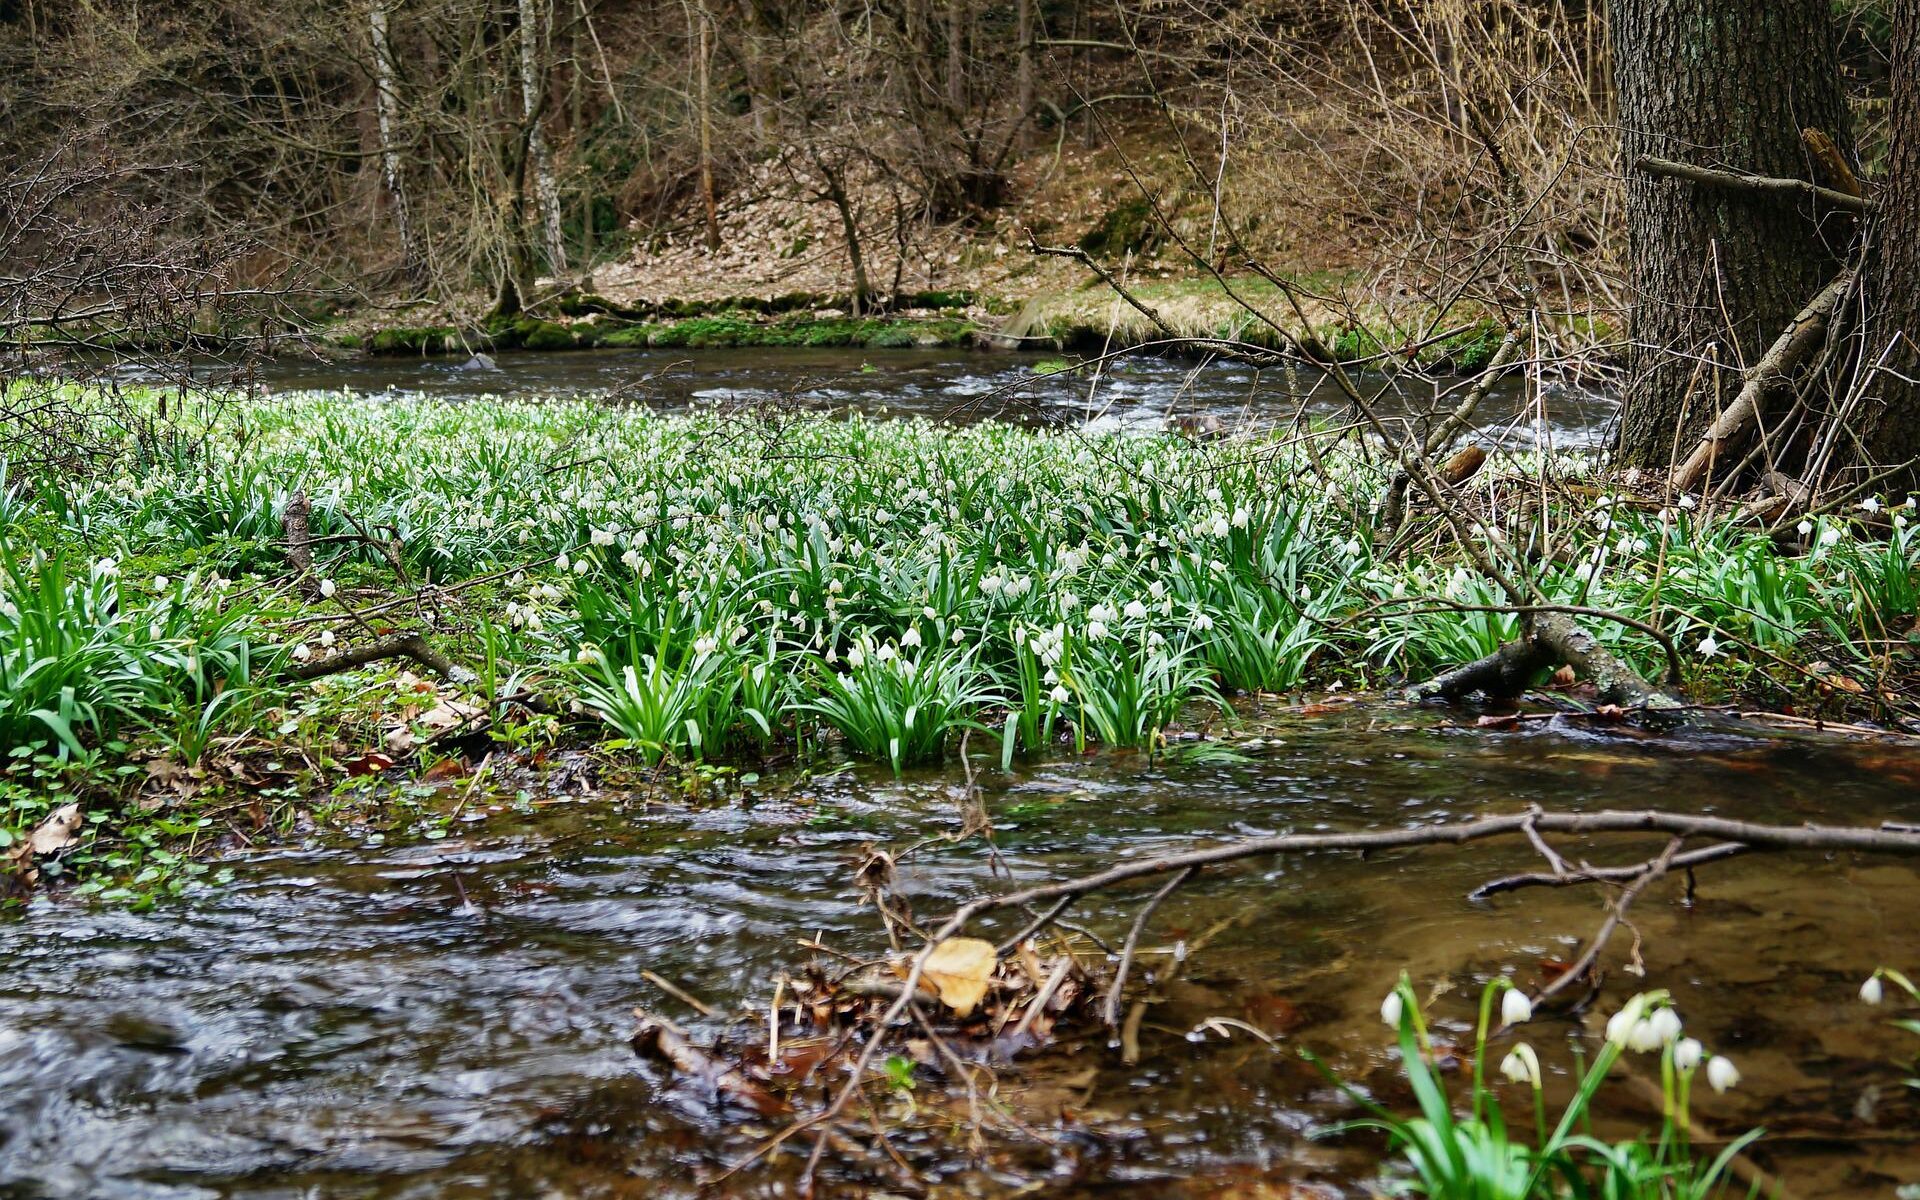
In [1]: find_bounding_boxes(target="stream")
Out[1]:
[220,346,1619,443]
[4,704,1919,1198]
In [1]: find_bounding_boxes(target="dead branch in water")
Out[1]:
[736,806,1920,1180]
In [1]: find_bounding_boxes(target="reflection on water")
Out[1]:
[216,347,1618,445]
[3,706,1918,1198]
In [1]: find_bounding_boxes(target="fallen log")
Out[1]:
[1407,610,1683,714]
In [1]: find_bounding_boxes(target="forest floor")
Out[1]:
[333,132,1563,370]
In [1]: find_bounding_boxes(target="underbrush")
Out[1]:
[3,385,1916,901]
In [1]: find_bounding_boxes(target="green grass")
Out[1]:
[2,381,1915,900]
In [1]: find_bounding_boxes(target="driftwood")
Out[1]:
[1636,154,1872,214]
[1408,610,1683,713]
[1672,272,1852,493]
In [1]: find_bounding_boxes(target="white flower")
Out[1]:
[1673,1038,1704,1071]
[1861,975,1885,1005]
[1380,989,1405,1028]
[1501,988,1533,1026]
[1677,494,1697,511]
[1191,612,1215,632]
[319,630,335,649]
[1049,683,1071,704]
[1342,537,1363,557]
[1647,1006,1683,1045]
[694,635,719,656]
[1628,1018,1664,1054]
[319,578,337,598]
[1605,995,1650,1047]
[1087,620,1111,641]
[1821,526,1843,546]
[846,643,865,669]
[1231,507,1249,528]
[556,553,571,571]
[151,576,170,592]
[1499,1043,1542,1088]
[901,627,923,648]
[1697,633,1719,658]
[1124,600,1148,620]
[1861,496,1882,514]
[621,549,643,570]
[290,642,312,662]
[572,557,590,575]
[590,527,616,546]
[1706,1055,1741,1093]
[1209,515,1231,539]
[1797,519,1814,537]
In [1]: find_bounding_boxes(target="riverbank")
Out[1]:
[331,275,1578,373]
[4,385,1915,905]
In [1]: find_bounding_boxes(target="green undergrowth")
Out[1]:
[2,385,1915,902]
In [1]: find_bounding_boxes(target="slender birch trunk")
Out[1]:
[369,4,424,285]
[695,0,720,251]
[519,0,568,274]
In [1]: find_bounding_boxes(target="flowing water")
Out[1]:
[5,703,1920,1199]
[227,346,1618,444]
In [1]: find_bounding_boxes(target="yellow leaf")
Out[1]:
[921,937,997,1017]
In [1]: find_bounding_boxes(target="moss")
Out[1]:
[332,333,363,350]
[516,319,580,352]
[368,326,458,356]
[898,288,976,310]
[1077,198,1164,258]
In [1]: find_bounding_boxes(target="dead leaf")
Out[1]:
[1550,665,1577,687]
[417,699,483,732]
[920,937,997,1017]
[27,804,83,856]
[1475,713,1521,729]
[345,751,397,776]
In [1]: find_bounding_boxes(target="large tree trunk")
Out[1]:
[1609,0,1852,471]
[1865,0,1920,488]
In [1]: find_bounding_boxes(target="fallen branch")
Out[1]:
[743,808,1920,1181]
[1533,837,1683,1005]
[1636,154,1872,214]
[1409,611,1683,712]
[283,632,460,681]
[1469,842,1748,900]
[1672,272,1852,493]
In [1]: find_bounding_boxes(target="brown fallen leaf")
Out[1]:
[27,804,84,856]
[1441,444,1488,485]
[919,936,998,1017]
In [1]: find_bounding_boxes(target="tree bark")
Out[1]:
[694,0,721,252]
[1610,0,1852,470]
[1865,0,1920,490]
[368,4,424,286]
[518,0,568,275]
